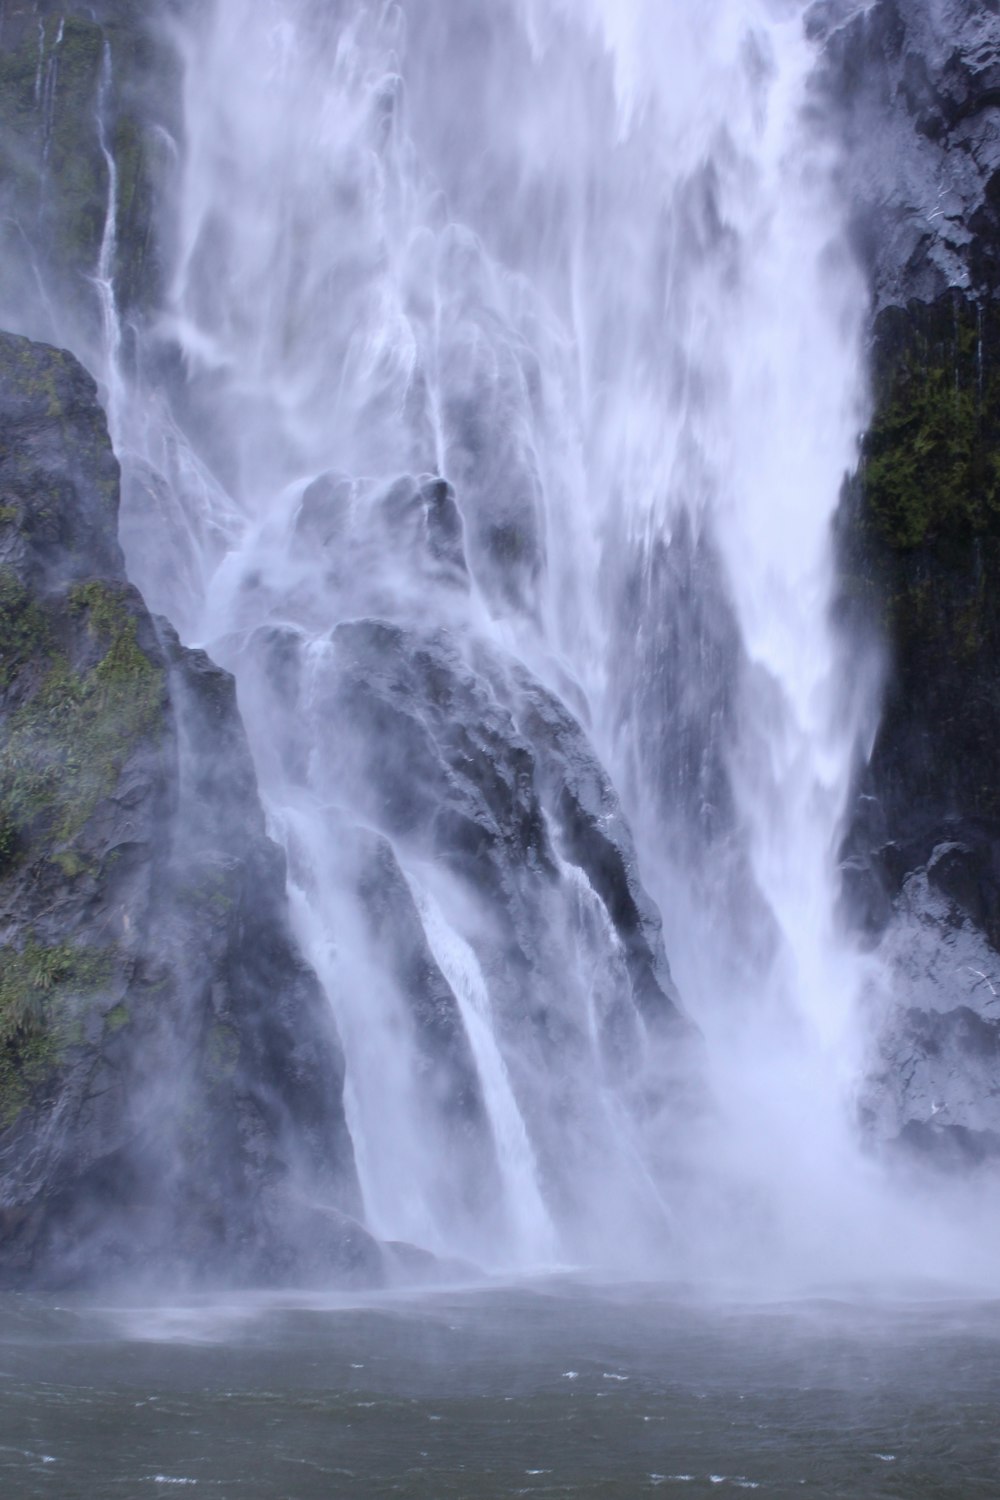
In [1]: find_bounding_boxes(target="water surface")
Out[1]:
[1,1279,998,1497]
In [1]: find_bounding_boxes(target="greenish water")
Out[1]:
[1,1279,998,1498]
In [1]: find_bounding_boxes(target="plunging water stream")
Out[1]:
[77,0,995,1282]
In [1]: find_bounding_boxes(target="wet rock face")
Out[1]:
[836,293,1000,948]
[821,0,1000,1158]
[0,331,368,1288]
[860,862,1000,1164]
[813,0,1000,305]
[0,0,176,347]
[232,600,693,1244]
[502,657,683,1031]
[241,613,687,1053]
[605,509,779,981]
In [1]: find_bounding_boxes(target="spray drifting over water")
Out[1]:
[77,0,997,1283]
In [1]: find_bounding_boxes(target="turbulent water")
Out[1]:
[3,1283,1000,1498]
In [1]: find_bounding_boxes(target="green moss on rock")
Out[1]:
[841,290,1000,839]
[862,297,1000,552]
[0,581,163,865]
[0,939,114,1125]
[0,4,169,329]
[44,18,108,270]
[0,568,51,689]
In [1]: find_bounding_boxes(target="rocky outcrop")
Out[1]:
[811,0,1000,306]
[838,294,1000,938]
[223,517,694,1245]
[174,388,700,1256]
[859,861,1000,1163]
[817,0,1000,1159]
[0,331,370,1287]
[241,612,685,1032]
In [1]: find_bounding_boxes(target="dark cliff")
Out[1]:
[0,331,369,1286]
[815,0,1000,1160]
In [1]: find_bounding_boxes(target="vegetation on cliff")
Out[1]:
[837,289,1000,973]
[0,328,361,1286]
[0,940,115,1127]
[0,567,164,877]
[863,296,1000,553]
[0,0,174,339]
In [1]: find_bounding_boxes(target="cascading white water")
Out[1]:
[93,0,1000,1283]
[414,885,558,1263]
[94,42,124,437]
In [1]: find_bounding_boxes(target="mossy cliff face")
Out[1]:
[826,0,1000,920]
[0,0,177,343]
[0,331,369,1288]
[841,292,1000,933]
[820,0,1000,1158]
[863,298,1000,552]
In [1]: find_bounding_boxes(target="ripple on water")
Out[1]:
[0,1286,998,1499]
[0,1446,57,1466]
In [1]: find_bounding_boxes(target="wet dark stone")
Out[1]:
[0,331,367,1290]
[820,0,1000,1160]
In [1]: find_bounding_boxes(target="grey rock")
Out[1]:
[814,0,1000,306]
[242,615,686,1035]
[0,331,370,1288]
[487,653,682,1032]
[233,609,695,1234]
[862,865,1000,1159]
[818,0,1000,1162]
[349,826,493,1124]
[294,471,470,606]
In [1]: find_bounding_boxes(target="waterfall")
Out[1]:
[104,0,923,1279]
[414,884,558,1265]
[94,41,124,440]
[39,18,64,170]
